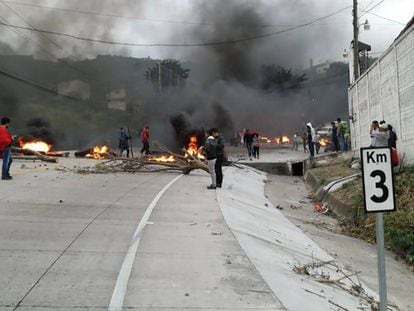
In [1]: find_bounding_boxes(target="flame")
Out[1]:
[282,136,290,144]
[260,136,272,143]
[274,136,290,144]
[86,145,110,159]
[21,140,51,153]
[186,136,205,160]
[319,139,329,147]
[149,155,176,163]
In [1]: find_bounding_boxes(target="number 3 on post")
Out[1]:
[360,147,396,213]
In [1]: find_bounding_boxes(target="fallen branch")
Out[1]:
[12,147,58,163]
[77,143,209,175]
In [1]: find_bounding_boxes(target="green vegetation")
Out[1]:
[311,163,414,265]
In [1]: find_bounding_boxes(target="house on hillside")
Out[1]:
[348,15,414,164]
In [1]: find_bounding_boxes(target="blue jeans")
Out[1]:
[246,142,254,157]
[2,147,12,177]
[338,135,345,151]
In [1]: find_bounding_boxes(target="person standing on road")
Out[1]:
[252,133,260,159]
[243,129,255,160]
[204,129,218,190]
[119,128,131,157]
[140,126,150,155]
[291,132,299,151]
[337,118,345,151]
[331,121,339,152]
[306,122,315,157]
[212,128,225,188]
[301,132,308,153]
[0,117,13,180]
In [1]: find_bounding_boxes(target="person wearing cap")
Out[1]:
[371,122,389,147]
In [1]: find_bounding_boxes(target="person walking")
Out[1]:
[140,126,150,155]
[0,117,13,180]
[253,133,260,159]
[119,128,131,157]
[306,122,315,157]
[243,129,255,160]
[204,129,218,190]
[212,128,225,188]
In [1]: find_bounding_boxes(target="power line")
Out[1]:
[0,5,352,47]
[0,4,94,80]
[0,65,81,100]
[0,0,326,28]
[366,12,405,26]
[361,0,386,17]
[1,0,77,59]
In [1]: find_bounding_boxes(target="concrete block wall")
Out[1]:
[349,25,414,164]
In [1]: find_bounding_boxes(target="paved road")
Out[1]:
[0,162,283,310]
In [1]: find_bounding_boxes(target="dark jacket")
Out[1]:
[388,130,397,148]
[119,131,130,149]
[244,131,254,144]
[216,135,225,156]
[204,136,217,160]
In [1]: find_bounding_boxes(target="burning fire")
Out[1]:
[260,136,272,143]
[186,136,205,160]
[275,136,291,144]
[319,138,329,147]
[86,145,110,159]
[20,140,51,153]
[149,155,176,163]
[281,135,290,144]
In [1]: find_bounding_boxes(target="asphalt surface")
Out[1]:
[0,159,283,310]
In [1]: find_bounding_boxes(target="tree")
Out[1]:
[260,64,306,92]
[145,59,190,91]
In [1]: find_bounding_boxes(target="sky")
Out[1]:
[0,0,413,68]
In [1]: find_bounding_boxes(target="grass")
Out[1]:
[310,163,356,185]
[311,163,414,265]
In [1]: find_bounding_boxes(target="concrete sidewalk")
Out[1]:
[123,171,285,310]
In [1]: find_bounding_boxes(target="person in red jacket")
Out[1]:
[140,126,150,155]
[0,117,13,180]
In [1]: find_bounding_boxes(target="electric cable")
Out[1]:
[0,5,352,47]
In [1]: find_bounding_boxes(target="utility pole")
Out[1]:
[158,63,162,93]
[353,0,360,81]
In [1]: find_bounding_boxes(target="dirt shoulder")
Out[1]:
[265,174,414,311]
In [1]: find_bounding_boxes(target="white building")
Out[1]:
[348,17,414,164]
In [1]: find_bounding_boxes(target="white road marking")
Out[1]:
[108,174,183,311]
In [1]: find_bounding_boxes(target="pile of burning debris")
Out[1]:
[11,138,69,163]
[77,136,209,175]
